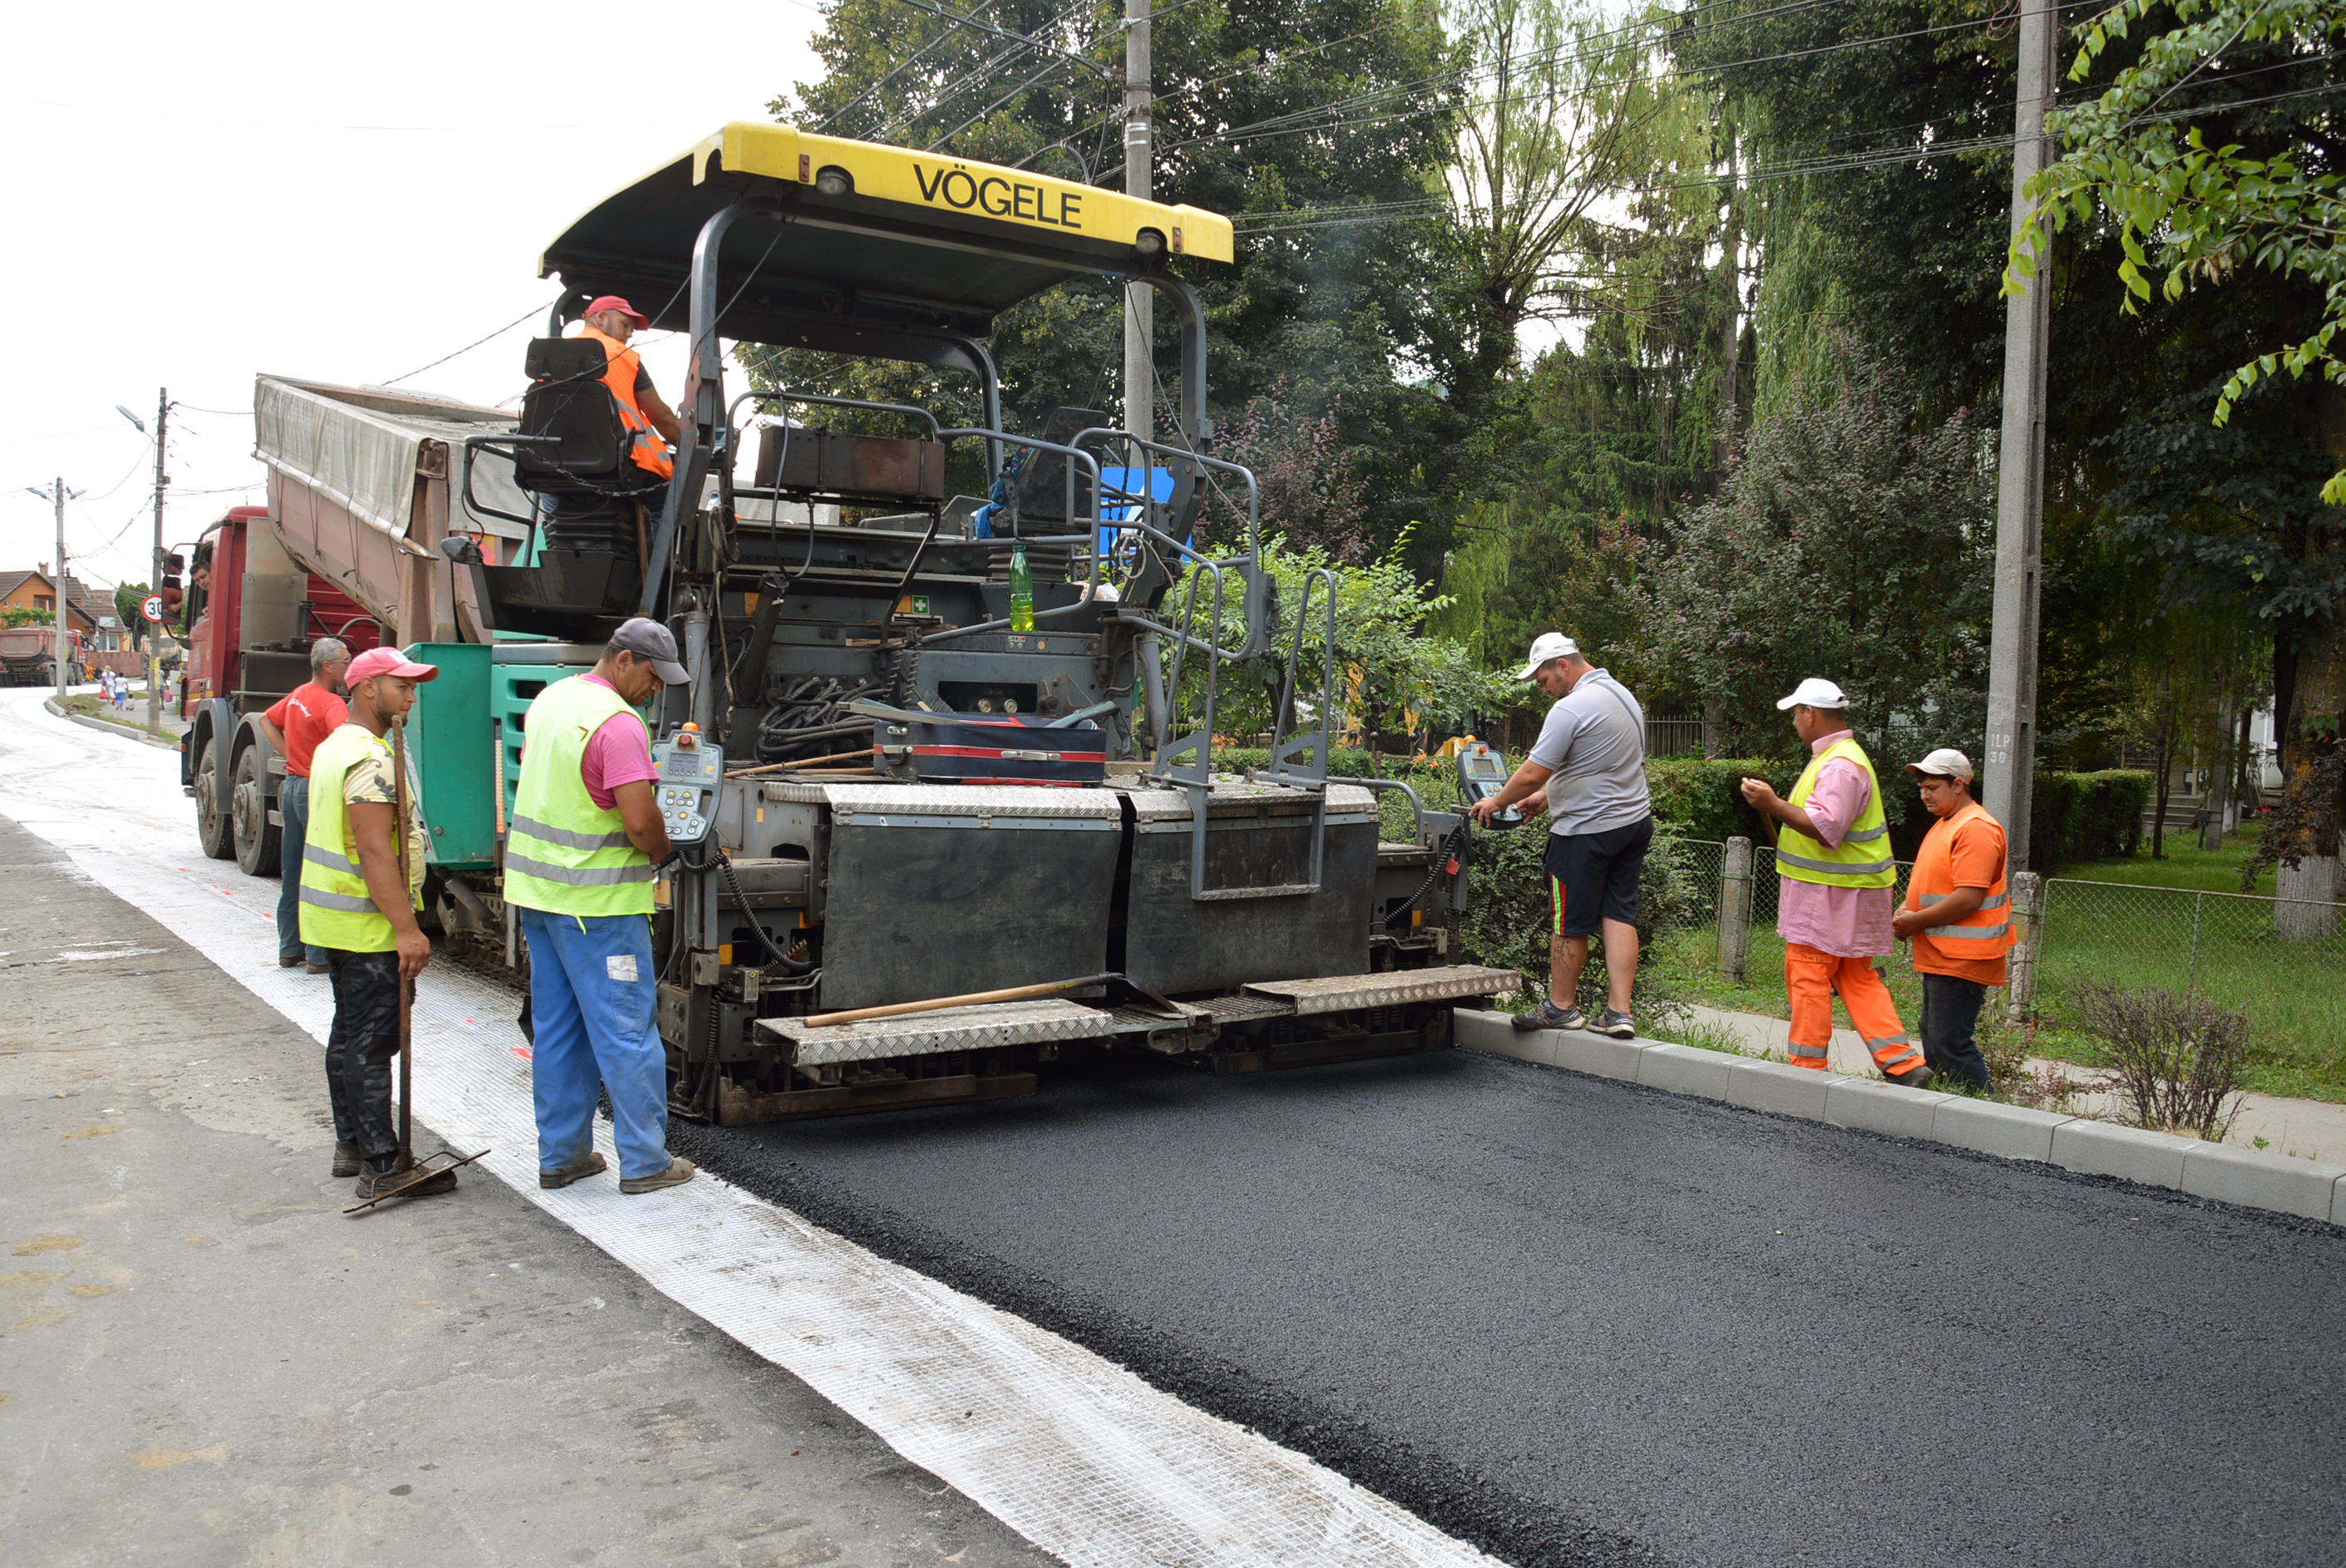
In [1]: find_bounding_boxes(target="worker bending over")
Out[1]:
[1891,749,2015,1093]
[299,647,454,1197]
[506,617,695,1195]
[257,636,349,973]
[1739,679,1933,1087]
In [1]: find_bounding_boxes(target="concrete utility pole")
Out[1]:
[149,390,169,737]
[50,476,69,706]
[1983,0,2060,870]
[1122,0,1152,445]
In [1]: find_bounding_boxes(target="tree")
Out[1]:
[2012,0,2346,906]
[1194,381,1371,562]
[1647,339,1997,760]
[112,582,149,651]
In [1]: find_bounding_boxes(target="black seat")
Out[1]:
[514,338,633,496]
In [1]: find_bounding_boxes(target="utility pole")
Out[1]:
[1122,0,1152,446]
[149,389,169,737]
[1982,0,2059,870]
[51,476,69,707]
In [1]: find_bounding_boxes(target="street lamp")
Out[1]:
[116,406,146,434]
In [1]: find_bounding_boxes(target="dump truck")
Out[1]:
[190,123,1510,1122]
[0,625,81,687]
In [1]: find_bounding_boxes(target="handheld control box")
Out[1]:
[651,729,724,849]
[1454,740,1524,830]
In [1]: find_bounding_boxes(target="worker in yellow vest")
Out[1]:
[299,645,454,1200]
[1892,748,2014,1093]
[506,617,696,1195]
[1739,678,1933,1087]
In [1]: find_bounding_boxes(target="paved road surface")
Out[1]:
[686,1045,2346,1567]
[0,810,1053,1568]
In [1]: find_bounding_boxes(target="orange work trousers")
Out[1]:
[1783,943,1924,1076]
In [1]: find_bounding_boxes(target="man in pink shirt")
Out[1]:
[1739,678,1930,1087]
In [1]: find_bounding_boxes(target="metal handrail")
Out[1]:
[1259,567,1336,790]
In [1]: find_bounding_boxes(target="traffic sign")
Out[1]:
[141,594,164,624]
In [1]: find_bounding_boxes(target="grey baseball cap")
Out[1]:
[610,617,690,684]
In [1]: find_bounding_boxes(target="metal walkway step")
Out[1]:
[1241,965,1519,1015]
[760,998,1116,1066]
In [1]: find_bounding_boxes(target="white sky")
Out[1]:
[2,1,827,597]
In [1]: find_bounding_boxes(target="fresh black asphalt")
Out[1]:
[678,1046,2346,1568]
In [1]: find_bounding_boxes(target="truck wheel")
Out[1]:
[231,744,282,877]
[193,736,235,860]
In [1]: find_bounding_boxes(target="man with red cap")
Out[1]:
[573,296,679,481]
[299,646,452,1198]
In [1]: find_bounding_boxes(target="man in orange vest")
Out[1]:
[574,295,679,481]
[1890,747,2015,1093]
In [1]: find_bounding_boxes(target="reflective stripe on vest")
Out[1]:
[1906,801,2016,953]
[299,724,401,953]
[576,323,674,481]
[502,676,656,917]
[1775,737,1898,889]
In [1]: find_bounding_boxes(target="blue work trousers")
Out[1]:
[275,775,329,967]
[519,906,671,1181]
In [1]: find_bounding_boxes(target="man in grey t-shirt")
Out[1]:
[1466,633,1654,1038]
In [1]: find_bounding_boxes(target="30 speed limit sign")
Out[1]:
[141,594,165,624]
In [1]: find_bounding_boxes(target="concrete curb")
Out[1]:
[1454,1007,2346,1227]
[42,698,182,751]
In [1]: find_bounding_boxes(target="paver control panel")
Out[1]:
[651,729,724,848]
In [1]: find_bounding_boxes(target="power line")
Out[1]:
[383,295,562,387]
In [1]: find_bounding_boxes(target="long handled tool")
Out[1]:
[800,970,1182,1029]
[347,714,487,1215]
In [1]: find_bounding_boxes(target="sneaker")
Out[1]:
[355,1162,457,1201]
[1885,1063,1937,1090]
[1512,999,1587,1033]
[620,1156,697,1195]
[331,1139,363,1178]
[540,1151,608,1190]
[1588,1008,1637,1039]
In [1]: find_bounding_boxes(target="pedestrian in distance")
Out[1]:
[299,646,454,1199]
[506,617,696,1196]
[1739,679,1934,1087]
[1467,632,1655,1039]
[1890,749,2016,1094]
[255,638,351,974]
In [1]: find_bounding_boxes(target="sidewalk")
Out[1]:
[1666,1002,2346,1165]
[0,814,1050,1567]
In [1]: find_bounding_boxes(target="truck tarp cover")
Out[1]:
[255,375,530,550]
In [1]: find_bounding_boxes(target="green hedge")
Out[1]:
[2031,770,2151,870]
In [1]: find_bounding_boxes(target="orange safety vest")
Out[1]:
[1904,799,2016,969]
[575,323,675,481]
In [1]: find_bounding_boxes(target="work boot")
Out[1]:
[1588,1008,1637,1040]
[540,1151,608,1190]
[620,1157,697,1196]
[304,961,329,975]
[279,954,303,969]
[1885,1062,1937,1090]
[331,1138,363,1178]
[1513,999,1585,1033]
[356,1162,457,1201]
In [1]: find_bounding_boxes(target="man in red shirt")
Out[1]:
[1891,747,2015,1093]
[258,638,352,972]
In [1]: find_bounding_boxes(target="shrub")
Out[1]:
[2030,770,2151,870]
[2068,981,2250,1141]
[1457,826,1710,1016]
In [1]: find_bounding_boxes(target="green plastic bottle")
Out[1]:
[1007,540,1035,632]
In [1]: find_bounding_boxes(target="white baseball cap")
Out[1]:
[1514,632,1580,680]
[1904,747,1974,782]
[1776,677,1849,711]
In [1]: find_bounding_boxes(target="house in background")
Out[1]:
[0,567,101,639]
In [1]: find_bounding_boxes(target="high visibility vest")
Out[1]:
[1906,799,2016,959]
[299,723,417,953]
[1776,736,1898,890]
[503,676,656,917]
[575,323,675,481]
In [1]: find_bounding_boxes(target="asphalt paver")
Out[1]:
[681,1044,2346,1568]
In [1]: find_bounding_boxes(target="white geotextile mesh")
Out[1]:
[0,692,1502,1568]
